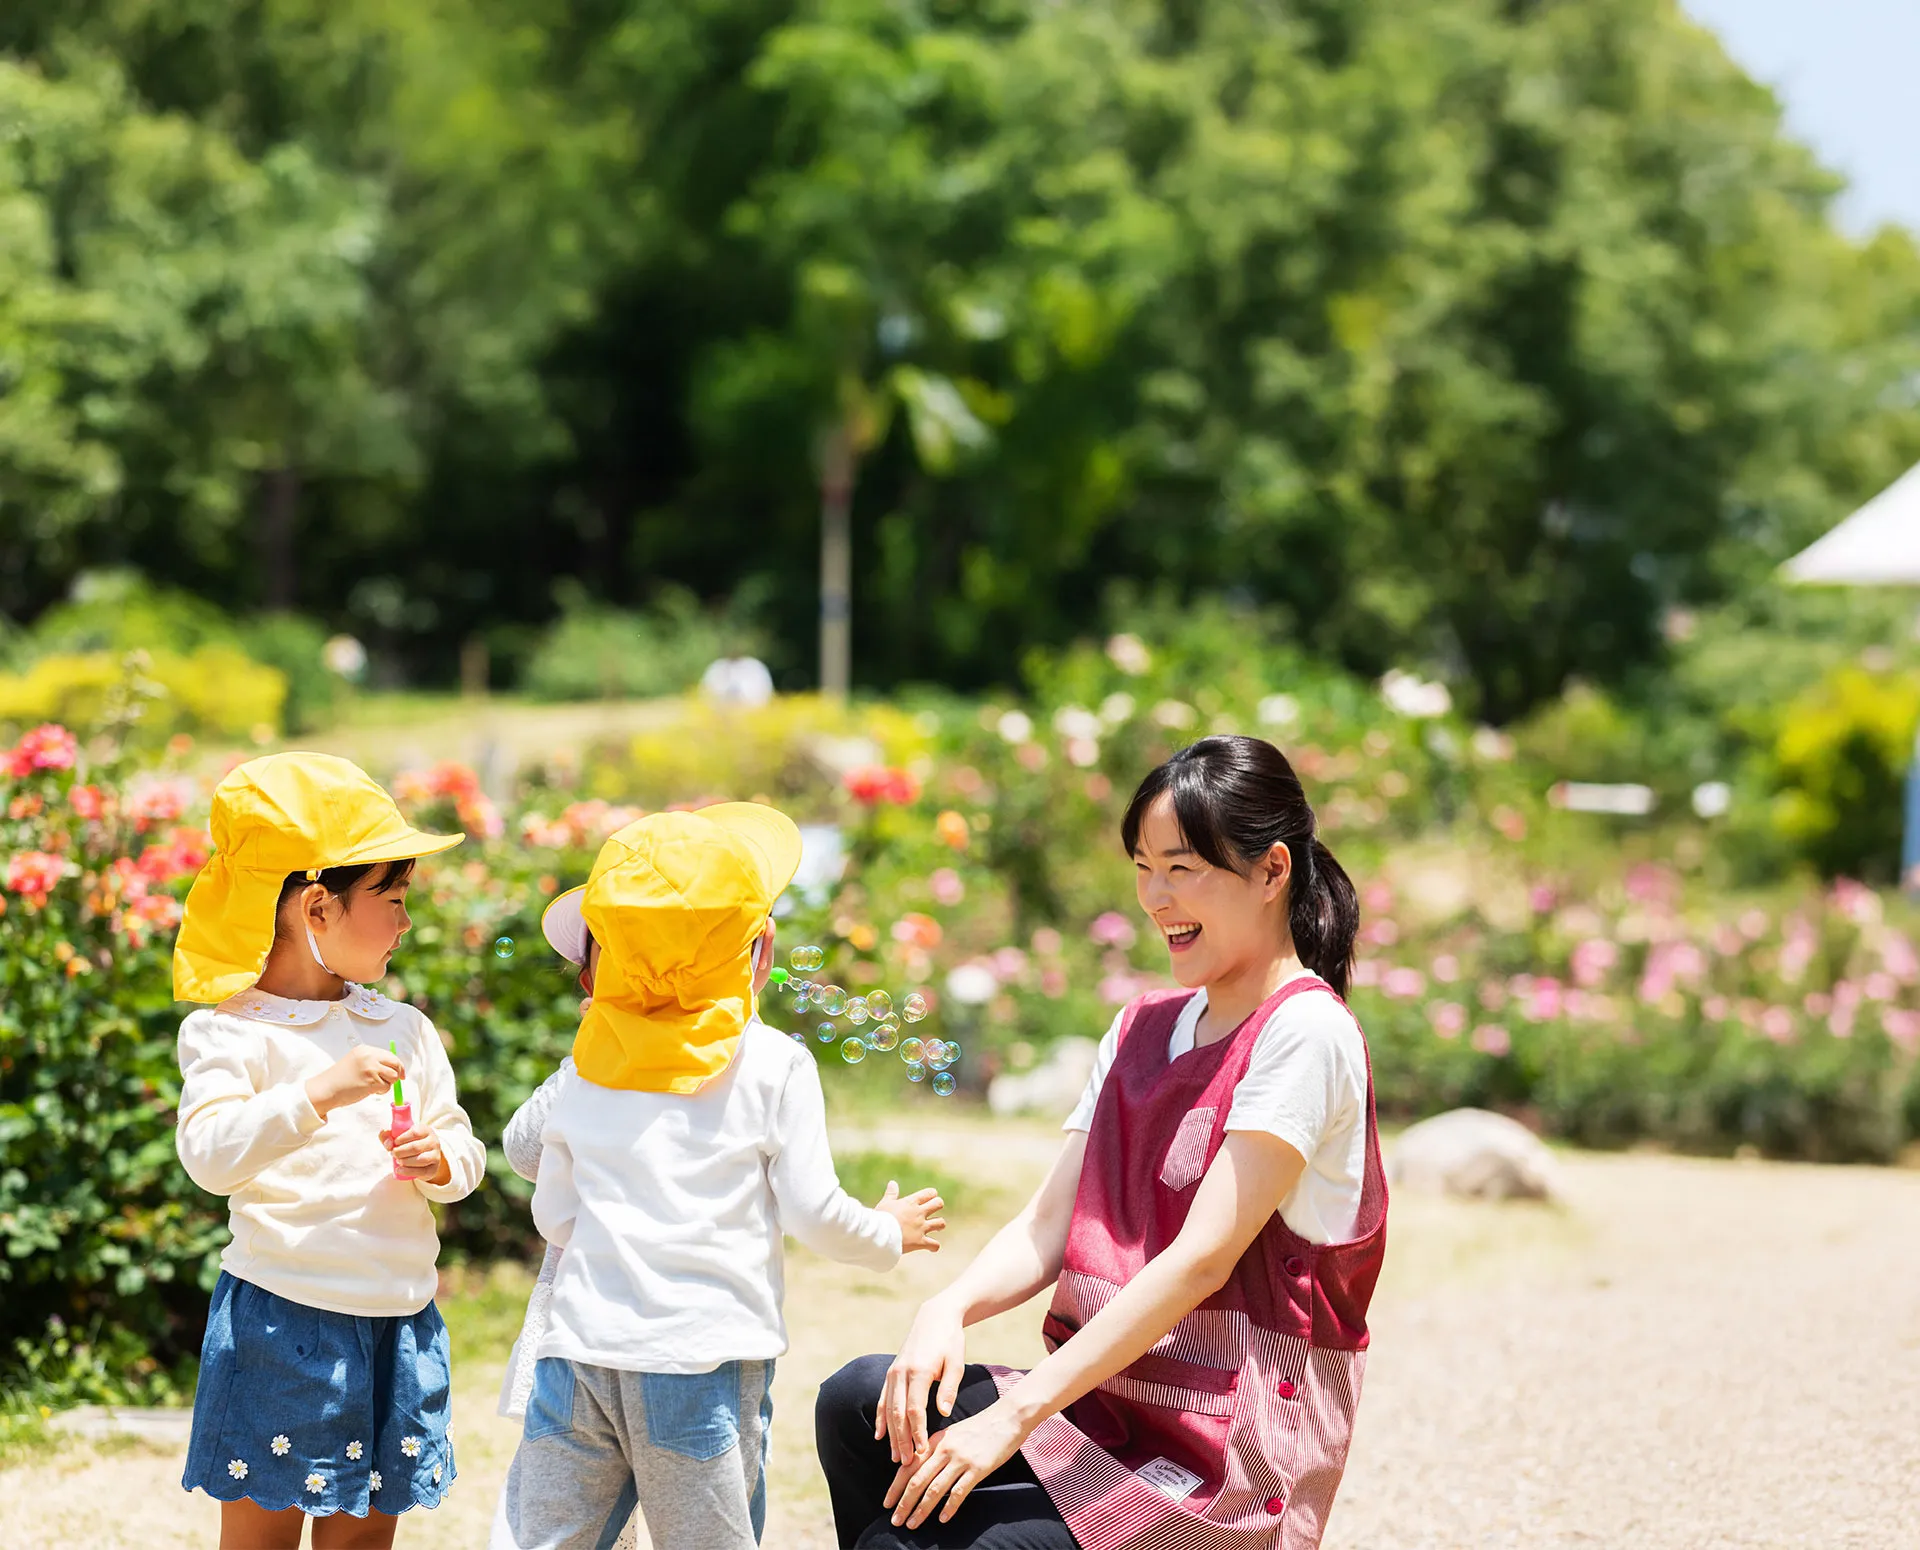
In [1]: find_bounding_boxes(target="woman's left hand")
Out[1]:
[884,1400,1030,1530]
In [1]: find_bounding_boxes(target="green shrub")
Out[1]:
[523,583,771,702]
[1769,666,1920,881]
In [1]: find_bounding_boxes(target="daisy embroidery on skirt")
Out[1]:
[346,1440,363,1461]
[305,1473,326,1495]
[227,1460,248,1480]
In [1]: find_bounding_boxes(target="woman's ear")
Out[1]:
[1264,843,1293,903]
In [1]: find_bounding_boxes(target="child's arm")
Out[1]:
[397,1014,489,1203]
[175,1017,397,1194]
[502,1060,574,1183]
[530,1131,579,1249]
[767,1056,937,1269]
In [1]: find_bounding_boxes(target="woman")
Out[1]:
[816,735,1386,1549]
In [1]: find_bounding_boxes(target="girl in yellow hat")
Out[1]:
[170,753,488,1548]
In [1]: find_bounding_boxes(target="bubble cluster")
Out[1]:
[492,936,516,960]
[763,943,959,1095]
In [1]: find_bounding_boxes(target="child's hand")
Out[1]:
[306,1045,405,1117]
[877,1180,946,1254]
[383,1122,453,1187]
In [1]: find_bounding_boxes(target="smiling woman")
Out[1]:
[814,736,1386,1550]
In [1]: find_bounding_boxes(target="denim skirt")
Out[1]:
[181,1272,455,1517]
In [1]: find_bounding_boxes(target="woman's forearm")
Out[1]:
[934,1204,1062,1326]
[934,1131,1086,1326]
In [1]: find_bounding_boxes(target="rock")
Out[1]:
[988,1036,1100,1119]
[1387,1108,1564,1202]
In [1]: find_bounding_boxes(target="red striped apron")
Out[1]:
[992,979,1387,1549]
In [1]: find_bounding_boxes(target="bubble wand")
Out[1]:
[388,1040,413,1180]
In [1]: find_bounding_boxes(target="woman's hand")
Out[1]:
[884,1400,1030,1530]
[878,1295,968,1463]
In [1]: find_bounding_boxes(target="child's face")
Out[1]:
[1132,792,1290,989]
[578,940,601,1008]
[305,869,414,984]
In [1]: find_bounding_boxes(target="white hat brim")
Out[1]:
[541,886,590,964]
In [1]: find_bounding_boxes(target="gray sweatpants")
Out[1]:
[491,1357,774,1550]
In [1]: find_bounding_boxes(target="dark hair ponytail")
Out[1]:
[1120,735,1360,997]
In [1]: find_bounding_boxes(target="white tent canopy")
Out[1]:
[1785,462,1920,584]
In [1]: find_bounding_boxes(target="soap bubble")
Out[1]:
[902,993,930,1023]
[816,1022,838,1044]
[865,990,893,1019]
[932,1072,957,1097]
[900,1037,926,1065]
[492,936,515,960]
[816,985,850,1016]
[790,1030,807,1044]
[867,1021,900,1052]
[940,1039,962,1065]
[846,997,870,1026]
[921,1038,949,1068]
[906,1063,927,1083]
[790,945,826,972]
[840,1037,868,1064]
[792,985,812,1013]
[769,966,790,986]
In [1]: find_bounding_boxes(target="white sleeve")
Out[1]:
[407,1012,489,1204]
[766,1054,902,1269]
[1223,992,1367,1162]
[530,1129,580,1249]
[1061,1010,1127,1132]
[503,1059,574,1182]
[174,1015,326,1196]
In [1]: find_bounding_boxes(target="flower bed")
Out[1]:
[8,614,1920,1402]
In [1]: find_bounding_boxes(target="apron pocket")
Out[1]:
[1100,1350,1239,1417]
[1159,1107,1217,1192]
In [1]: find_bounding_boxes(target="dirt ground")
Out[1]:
[7,1117,1920,1549]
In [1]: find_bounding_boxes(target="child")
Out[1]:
[172,752,488,1549]
[492,803,947,1550]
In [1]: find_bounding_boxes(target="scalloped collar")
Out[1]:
[221,982,401,1027]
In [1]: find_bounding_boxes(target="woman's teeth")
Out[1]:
[1166,925,1200,947]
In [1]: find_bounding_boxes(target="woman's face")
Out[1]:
[303,868,414,984]
[1132,793,1288,988]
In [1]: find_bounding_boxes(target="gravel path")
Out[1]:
[5,1139,1918,1547]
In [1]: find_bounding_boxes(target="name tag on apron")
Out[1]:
[1136,1457,1204,1501]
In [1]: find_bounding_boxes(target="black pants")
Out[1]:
[815,1354,1079,1549]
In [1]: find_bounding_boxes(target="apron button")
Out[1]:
[1283,1256,1306,1277]
[1276,1380,1296,1398]
[1266,1495,1286,1514]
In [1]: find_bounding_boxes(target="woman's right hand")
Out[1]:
[306,1045,405,1117]
[878,1295,969,1463]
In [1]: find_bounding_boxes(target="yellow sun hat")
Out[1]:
[172,752,464,1003]
[567,802,803,1093]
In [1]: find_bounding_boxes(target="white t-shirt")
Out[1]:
[532,1018,902,1374]
[1064,979,1369,1244]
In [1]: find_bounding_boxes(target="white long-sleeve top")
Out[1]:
[174,983,487,1317]
[532,1019,902,1374]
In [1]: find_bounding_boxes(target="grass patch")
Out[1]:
[438,1260,541,1371]
[834,1149,973,1212]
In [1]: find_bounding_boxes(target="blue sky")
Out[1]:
[1682,0,1920,236]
